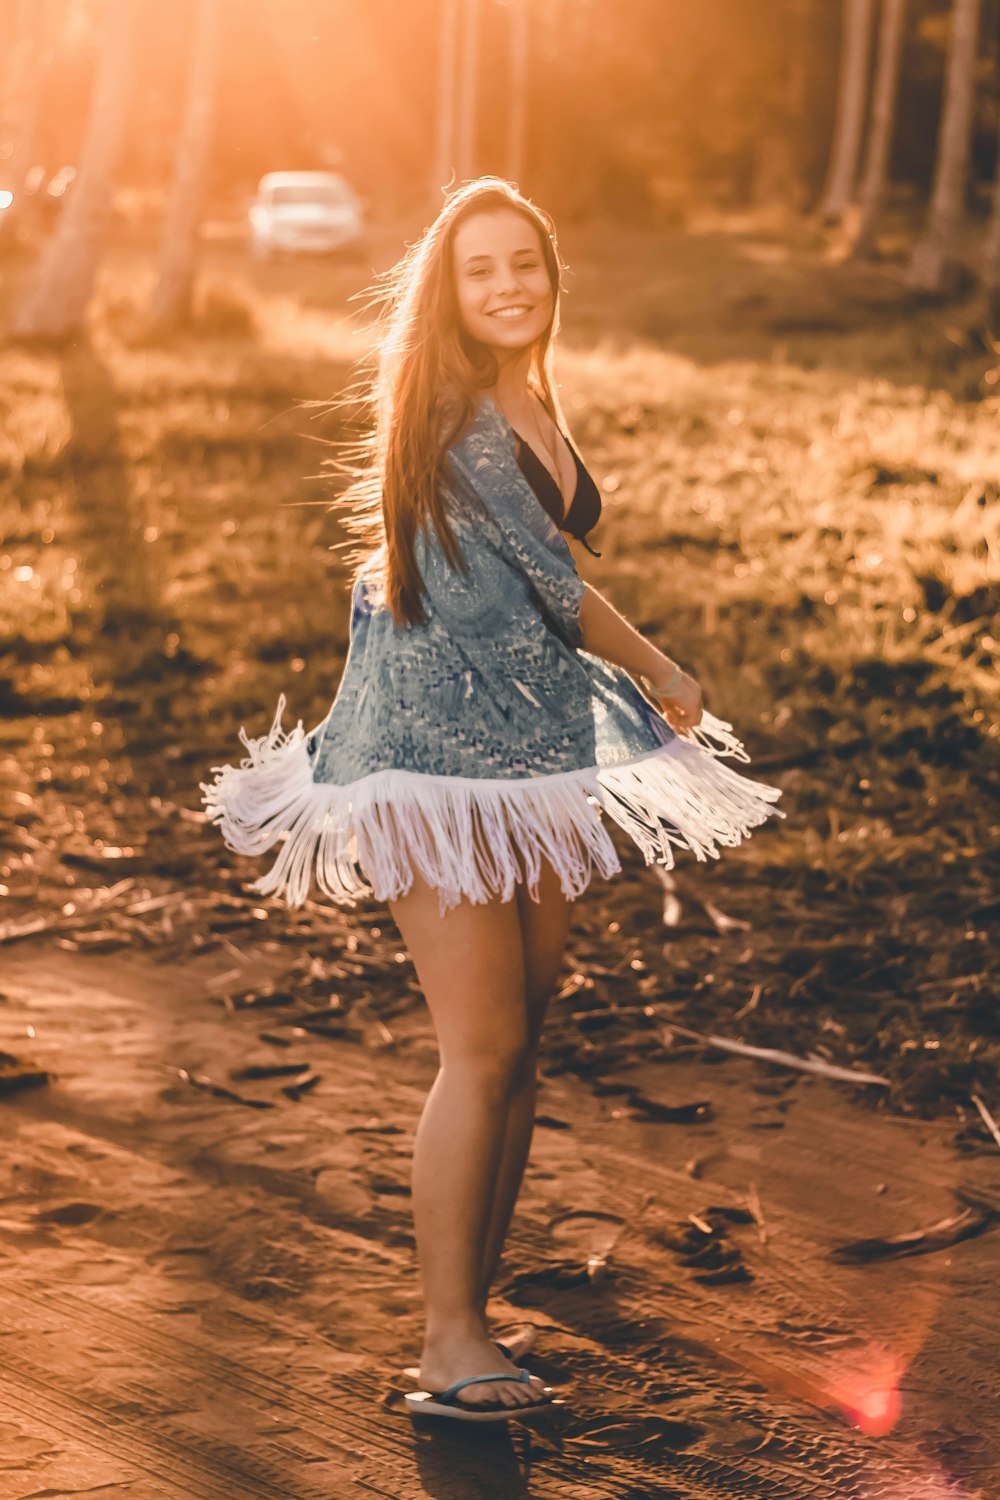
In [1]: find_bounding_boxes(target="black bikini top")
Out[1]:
[513,432,603,557]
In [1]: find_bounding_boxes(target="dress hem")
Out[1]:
[199,694,786,918]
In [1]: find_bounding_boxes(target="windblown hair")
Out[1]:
[328,177,568,630]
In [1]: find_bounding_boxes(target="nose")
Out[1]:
[493,261,522,297]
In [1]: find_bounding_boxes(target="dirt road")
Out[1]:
[2,940,997,1498]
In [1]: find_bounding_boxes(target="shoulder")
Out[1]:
[445,394,516,481]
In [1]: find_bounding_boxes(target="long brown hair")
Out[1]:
[330,177,568,631]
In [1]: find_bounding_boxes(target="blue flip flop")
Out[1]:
[404,1368,556,1423]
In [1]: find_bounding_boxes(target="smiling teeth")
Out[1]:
[490,307,531,317]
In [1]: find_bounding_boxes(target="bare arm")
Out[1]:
[579,582,677,683]
[579,582,704,733]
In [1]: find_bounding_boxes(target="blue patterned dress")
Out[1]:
[200,395,784,915]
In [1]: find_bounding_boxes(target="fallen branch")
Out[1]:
[660,1021,890,1087]
[0,877,140,945]
[562,996,890,1086]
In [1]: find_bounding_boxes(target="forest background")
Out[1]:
[2,1,1000,252]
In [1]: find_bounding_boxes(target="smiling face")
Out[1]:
[451,208,555,356]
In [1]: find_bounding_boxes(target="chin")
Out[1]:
[484,335,536,355]
[476,323,544,353]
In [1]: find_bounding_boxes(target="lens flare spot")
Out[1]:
[834,1351,905,1436]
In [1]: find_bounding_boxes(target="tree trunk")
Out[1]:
[148,0,222,326]
[852,0,908,257]
[818,0,875,221]
[784,0,813,211]
[752,0,812,211]
[431,0,460,201]
[505,0,529,187]
[982,106,1000,325]
[908,0,982,294]
[455,0,480,182]
[12,0,137,339]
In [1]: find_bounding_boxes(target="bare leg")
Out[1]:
[476,852,573,1312]
[387,866,551,1411]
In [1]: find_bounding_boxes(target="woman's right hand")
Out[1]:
[640,662,703,735]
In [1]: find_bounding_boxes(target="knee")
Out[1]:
[450,1036,538,1098]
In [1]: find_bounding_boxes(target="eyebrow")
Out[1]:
[462,248,540,266]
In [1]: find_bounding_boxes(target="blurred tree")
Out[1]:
[505,0,529,187]
[983,105,1000,322]
[12,0,137,338]
[909,0,982,292]
[751,0,814,209]
[786,0,816,209]
[852,0,909,256]
[10,0,994,241]
[149,0,221,325]
[0,0,49,247]
[819,0,875,220]
[432,0,460,201]
[456,0,480,180]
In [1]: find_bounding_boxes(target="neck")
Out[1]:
[486,346,535,411]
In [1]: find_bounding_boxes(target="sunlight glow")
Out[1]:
[830,1349,906,1436]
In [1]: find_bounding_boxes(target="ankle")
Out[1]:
[422,1312,489,1349]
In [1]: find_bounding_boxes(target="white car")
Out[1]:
[248,171,365,259]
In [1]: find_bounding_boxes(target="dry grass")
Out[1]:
[1,213,997,1115]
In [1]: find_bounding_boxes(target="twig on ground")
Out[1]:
[204,967,243,990]
[734,983,764,1020]
[0,916,56,946]
[971,1094,1000,1152]
[747,1181,768,1245]
[124,891,188,916]
[220,934,253,964]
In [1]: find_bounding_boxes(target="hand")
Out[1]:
[640,661,703,735]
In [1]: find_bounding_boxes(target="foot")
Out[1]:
[418,1332,551,1411]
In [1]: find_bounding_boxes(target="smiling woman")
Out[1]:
[200,176,784,1424]
[453,213,554,349]
[451,208,583,530]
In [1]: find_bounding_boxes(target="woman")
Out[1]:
[201,178,784,1424]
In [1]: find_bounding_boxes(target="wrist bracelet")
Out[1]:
[644,663,682,695]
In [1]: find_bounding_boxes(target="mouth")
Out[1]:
[487,305,534,320]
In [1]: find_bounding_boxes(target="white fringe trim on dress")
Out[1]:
[199,694,786,916]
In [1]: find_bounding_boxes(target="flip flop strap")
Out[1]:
[437,1369,531,1402]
